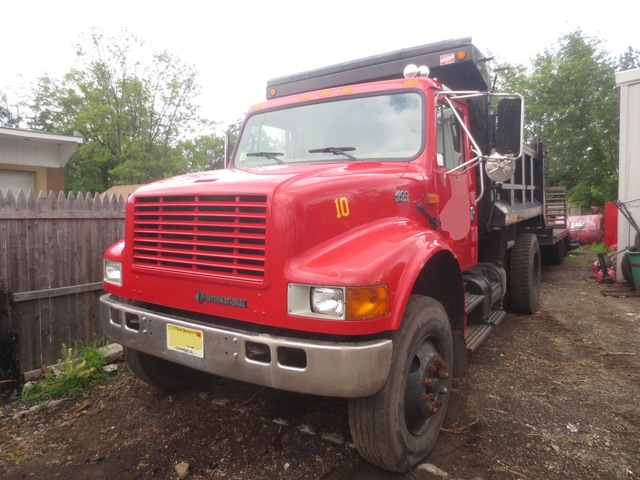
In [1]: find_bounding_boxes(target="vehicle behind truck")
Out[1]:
[100,38,570,472]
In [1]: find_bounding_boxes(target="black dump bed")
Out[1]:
[266,38,493,99]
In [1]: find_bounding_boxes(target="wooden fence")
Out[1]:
[0,190,126,379]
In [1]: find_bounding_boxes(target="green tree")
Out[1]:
[497,30,639,208]
[177,134,226,172]
[175,121,241,173]
[617,46,640,71]
[29,29,223,192]
[0,91,20,127]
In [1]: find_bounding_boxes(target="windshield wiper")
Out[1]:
[246,151,284,164]
[309,147,358,161]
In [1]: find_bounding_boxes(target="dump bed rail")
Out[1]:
[266,38,492,99]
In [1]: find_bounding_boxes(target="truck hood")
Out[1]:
[133,161,408,195]
[130,161,426,275]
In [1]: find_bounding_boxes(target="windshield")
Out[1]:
[233,92,424,167]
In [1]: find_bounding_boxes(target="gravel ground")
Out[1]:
[1,249,639,479]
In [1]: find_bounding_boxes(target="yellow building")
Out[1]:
[0,126,84,196]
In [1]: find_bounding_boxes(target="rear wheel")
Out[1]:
[124,347,209,393]
[508,233,541,314]
[548,238,566,265]
[348,295,453,472]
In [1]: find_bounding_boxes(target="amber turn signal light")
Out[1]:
[346,285,389,320]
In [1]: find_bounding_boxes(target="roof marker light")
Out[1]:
[404,64,418,78]
[403,64,430,79]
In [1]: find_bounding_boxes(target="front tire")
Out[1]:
[348,295,453,472]
[124,347,209,393]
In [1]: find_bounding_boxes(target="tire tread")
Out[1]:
[509,233,540,313]
[348,295,452,472]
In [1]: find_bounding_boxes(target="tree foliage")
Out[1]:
[8,28,640,205]
[0,90,20,127]
[28,30,225,192]
[497,30,640,209]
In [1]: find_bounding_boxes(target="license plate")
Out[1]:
[167,324,204,358]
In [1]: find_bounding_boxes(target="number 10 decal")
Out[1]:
[334,197,350,218]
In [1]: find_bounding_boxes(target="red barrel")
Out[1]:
[568,215,603,245]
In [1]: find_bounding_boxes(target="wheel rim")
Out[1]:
[404,335,449,435]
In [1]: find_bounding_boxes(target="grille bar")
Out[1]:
[132,194,267,281]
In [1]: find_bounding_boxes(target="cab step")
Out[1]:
[464,310,506,352]
[464,293,484,314]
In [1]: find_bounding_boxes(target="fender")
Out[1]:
[286,217,457,331]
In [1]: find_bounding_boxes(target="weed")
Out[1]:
[578,242,612,254]
[565,252,597,267]
[566,243,614,267]
[20,339,113,402]
[4,452,23,465]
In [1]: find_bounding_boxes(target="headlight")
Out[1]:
[288,284,389,321]
[104,260,122,286]
[311,287,345,317]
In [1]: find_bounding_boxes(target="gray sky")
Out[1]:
[2,0,638,128]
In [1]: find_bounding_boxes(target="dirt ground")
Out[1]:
[1,250,639,480]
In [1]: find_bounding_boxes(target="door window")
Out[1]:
[436,104,463,169]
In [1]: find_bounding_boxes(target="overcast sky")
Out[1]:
[2,1,638,128]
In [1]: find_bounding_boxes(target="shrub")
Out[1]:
[21,340,113,402]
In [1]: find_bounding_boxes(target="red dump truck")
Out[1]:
[100,38,570,472]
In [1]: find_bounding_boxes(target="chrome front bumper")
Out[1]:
[99,294,393,397]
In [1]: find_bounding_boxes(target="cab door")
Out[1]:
[433,101,478,270]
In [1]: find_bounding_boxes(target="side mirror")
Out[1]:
[495,97,522,156]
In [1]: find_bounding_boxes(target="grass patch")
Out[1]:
[566,243,613,267]
[578,242,611,254]
[566,253,597,267]
[21,339,113,402]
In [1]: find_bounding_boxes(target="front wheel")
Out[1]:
[124,347,209,393]
[348,295,453,472]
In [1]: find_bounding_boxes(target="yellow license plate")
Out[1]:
[167,324,204,358]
